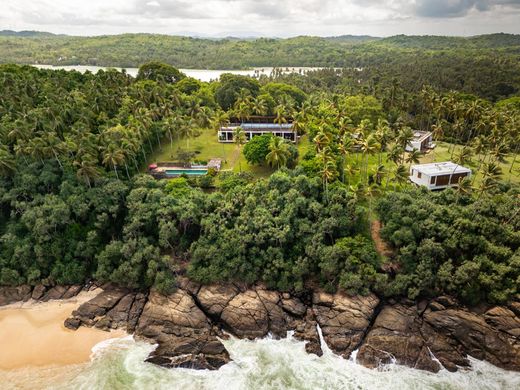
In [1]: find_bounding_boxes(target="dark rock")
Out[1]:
[62,285,83,299]
[220,290,269,338]
[292,308,322,356]
[31,285,47,300]
[68,287,129,327]
[196,284,239,318]
[424,308,520,371]
[281,295,307,317]
[42,285,69,301]
[357,305,442,372]
[127,293,147,333]
[312,291,379,359]
[0,285,32,306]
[484,306,520,338]
[64,317,81,330]
[135,290,229,370]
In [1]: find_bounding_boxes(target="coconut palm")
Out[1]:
[266,136,290,169]
[101,143,125,179]
[252,97,268,116]
[392,164,409,188]
[358,133,380,184]
[74,153,100,187]
[454,146,473,166]
[479,161,502,197]
[274,105,288,125]
[338,133,352,183]
[233,126,246,172]
[0,146,16,176]
[405,149,423,167]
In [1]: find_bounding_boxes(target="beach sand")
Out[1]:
[0,289,126,370]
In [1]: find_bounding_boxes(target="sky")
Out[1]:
[1,0,520,37]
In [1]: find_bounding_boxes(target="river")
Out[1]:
[31,65,325,81]
[1,333,519,390]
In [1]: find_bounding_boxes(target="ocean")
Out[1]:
[2,331,519,390]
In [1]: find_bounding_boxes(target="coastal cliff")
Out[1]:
[1,282,519,373]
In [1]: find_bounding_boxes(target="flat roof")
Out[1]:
[411,161,471,175]
[412,131,432,142]
[221,123,294,131]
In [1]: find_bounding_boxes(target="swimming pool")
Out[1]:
[165,169,208,176]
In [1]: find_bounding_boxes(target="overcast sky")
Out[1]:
[1,0,520,37]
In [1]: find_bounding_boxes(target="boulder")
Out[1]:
[312,291,379,359]
[424,308,520,371]
[42,285,70,301]
[67,287,129,327]
[220,290,270,338]
[357,305,443,372]
[135,289,229,370]
[31,284,47,300]
[484,306,520,338]
[196,284,239,318]
[0,285,32,306]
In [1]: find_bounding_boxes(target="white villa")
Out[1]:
[406,131,435,152]
[409,162,471,190]
[218,116,296,143]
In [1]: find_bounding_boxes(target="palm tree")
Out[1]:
[359,133,380,184]
[479,161,502,196]
[74,154,100,188]
[392,164,409,188]
[338,133,352,183]
[266,136,290,169]
[319,157,337,202]
[455,177,473,203]
[372,164,386,186]
[397,126,414,161]
[179,119,195,151]
[101,143,125,179]
[233,126,246,172]
[0,146,16,176]
[274,105,287,125]
[252,97,268,116]
[313,129,332,152]
[375,119,391,165]
[405,149,423,167]
[454,146,473,166]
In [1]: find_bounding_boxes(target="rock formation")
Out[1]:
[1,283,519,373]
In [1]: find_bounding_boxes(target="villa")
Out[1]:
[409,161,471,190]
[218,116,297,143]
[406,131,435,152]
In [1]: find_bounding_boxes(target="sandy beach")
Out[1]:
[0,290,126,370]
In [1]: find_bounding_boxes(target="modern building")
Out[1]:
[409,162,471,190]
[406,131,435,152]
[218,116,296,143]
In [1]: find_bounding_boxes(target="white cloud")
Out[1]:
[1,0,520,36]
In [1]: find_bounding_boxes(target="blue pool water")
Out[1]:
[165,169,208,176]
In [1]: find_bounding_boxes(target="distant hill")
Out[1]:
[0,31,518,69]
[0,30,59,37]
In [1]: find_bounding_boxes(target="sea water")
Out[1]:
[1,332,519,390]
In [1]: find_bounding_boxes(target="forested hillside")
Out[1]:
[0,61,518,305]
[0,31,518,68]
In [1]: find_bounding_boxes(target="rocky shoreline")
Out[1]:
[1,282,519,373]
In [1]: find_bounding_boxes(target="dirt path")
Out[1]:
[370,220,394,258]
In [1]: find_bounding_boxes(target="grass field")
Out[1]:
[150,131,519,186]
[150,128,312,178]
[419,142,520,186]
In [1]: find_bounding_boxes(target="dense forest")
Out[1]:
[1,32,520,102]
[0,58,518,306]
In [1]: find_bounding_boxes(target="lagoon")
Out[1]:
[32,64,326,82]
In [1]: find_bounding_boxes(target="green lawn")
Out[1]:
[150,132,519,187]
[150,128,312,178]
[419,142,520,186]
